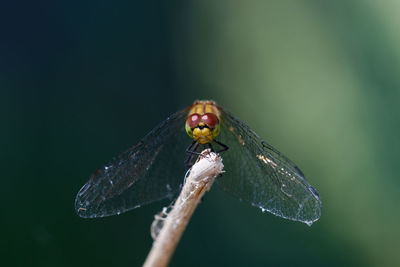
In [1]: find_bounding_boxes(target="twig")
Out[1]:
[143,149,224,267]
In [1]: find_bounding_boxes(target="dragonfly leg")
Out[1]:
[185,141,202,155]
[213,139,229,153]
[185,140,196,154]
[208,143,215,152]
[185,141,200,167]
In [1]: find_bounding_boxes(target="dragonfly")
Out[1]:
[75,100,321,226]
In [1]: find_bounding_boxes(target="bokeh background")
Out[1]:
[2,1,399,266]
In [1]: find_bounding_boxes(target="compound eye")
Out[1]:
[187,113,201,128]
[202,113,219,128]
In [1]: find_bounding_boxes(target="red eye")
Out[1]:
[187,113,201,128]
[202,113,219,128]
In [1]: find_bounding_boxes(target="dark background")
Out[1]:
[2,1,399,266]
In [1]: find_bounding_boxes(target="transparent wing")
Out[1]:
[217,106,321,225]
[75,107,190,218]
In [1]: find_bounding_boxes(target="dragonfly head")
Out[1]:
[185,113,220,144]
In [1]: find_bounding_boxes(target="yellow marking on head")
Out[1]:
[185,123,193,138]
[192,127,213,144]
[212,123,220,138]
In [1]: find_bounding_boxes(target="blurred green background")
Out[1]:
[2,1,399,266]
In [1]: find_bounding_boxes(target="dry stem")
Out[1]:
[143,149,224,267]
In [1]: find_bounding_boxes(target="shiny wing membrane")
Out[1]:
[75,107,190,218]
[217,106,321,225]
